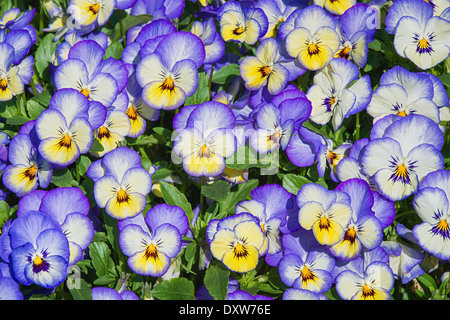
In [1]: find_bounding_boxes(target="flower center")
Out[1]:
[307,42,320,56]
[32,255,50,273]
[233,26,245,35]
[23,165,38,181]
[97,126,111,140]
[57,133,72,149]
[116,188,130,204]
[343,226,357,244]
[361,284,376,299]
[258,65,272,77]
[126,105,138,121]
[391,163,411,184]
[160,76,175,91]
[233,242,249,259]
[301,266,316,283]
[414,35,434,54]
[324,96,336,112]
[397,110,407,117]
[0,78,7,91]
[80,88,90,98]
[318,216,331,230]
[144,244,159,261]
[327,150,339,167]
[88,3,100,14]
[335,45,352,59]
[200,144,213,159]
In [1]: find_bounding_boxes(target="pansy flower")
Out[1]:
[91,287,139,300]
[367,66,442,123]
[306,58,372,130]
[334,4,376,68]
[68,0,116,27]
[0,275,23,300]
[335,249,395,300]
[90,109,131,158]
[387,0,450,70]
[127,18,177,59]
[284,5,340,71]
[93,147,152,220]
[283,288,328,300]
[136,31,205,110]
[5,210,70,289]
[314,0,356,15]
[41,2,74,42]
[53,31,109,66]
[254,0,308,39]
[235,184,292,256]
[210,213,265,273]
[381,223,425,284]
[297,183,352,246]
[240,38,290,96]
[118,204,187,277]
[54,40,128,108]
[131,0,185,21]
[0,8,36,42]
[217,1,268,45]
[412,169,450,260]
[173,101,237,177]
[361,115,444,201]
[18,188,94,266]
[2,133,52,198]
[35,89,94,167]
[278,228,335,293]
[190,17,225,65]
[250,97,311,154]
[330,179,384,261]
[0,41,34,102]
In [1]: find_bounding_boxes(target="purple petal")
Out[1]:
[39,187,90,225]
[145,203,189,235]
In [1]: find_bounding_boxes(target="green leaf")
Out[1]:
[88,241,116,278]
[159,181,193,222]
[26,100,46,120]
[89,138,104,152]
[282,174,312,195]
[51,168,77,187]
[201,180,231,202]
[437,74,450,87]
[204,262,230,300]
[78,155,92,177]
[0,201,10,226]
[211,63,240,84]
[184,71,209,106]
[0,99,17,118]
[151,167,172,182]
[93,274,117,286]
[6,115,31,126]
[151,277,196,300]
[153,126,172,139]
[68,278,92,300]
[104,41,124,60]
[218,179,259,216]
[417,273,438,292]
[35,34,59,83]
[30,90,52,107]
[225,145,273,169]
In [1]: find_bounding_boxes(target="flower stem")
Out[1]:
[117,9,127,47]
[16,95,21,116]
[208,63,215,100]
[199,175,206,218]
[354,112,360,141]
